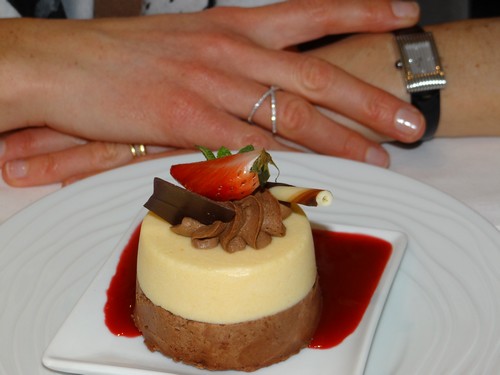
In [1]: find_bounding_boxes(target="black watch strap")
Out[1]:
[412,89,440,141]
[394,24,424,36]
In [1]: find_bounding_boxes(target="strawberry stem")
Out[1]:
[251,149,279,187]
[197,145,255,160]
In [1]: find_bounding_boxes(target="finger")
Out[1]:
[0,131,291,187]
[208,0,420,49]
[61,149,195,186]
[169,63,390,165]
[177,32,424,143]
[221,47,424,143]
[143,83,299,153]
[245,89,390,166]
[0,127,87,166]
[173,113,298,154]
[2,142,166,187]
[316,107,392,143]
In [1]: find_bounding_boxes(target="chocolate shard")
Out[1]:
[144,178,235,225]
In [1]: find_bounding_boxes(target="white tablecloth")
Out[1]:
[1,137,499,229]
[386,137,500,229]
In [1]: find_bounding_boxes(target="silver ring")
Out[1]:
[129,144,147,158]
[247,85,280,135]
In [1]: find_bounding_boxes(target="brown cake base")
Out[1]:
[133,280,322,372]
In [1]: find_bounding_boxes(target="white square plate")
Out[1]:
[43,212,406,375]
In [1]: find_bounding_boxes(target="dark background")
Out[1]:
[470,0,500,17]
[419,0,500,25]
[7,0,500,20]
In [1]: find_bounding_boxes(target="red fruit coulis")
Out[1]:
[104,225,392,348]
[103,224,141,337]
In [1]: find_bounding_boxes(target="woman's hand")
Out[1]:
[308,18,500,140]
[0,127,185,186]
[0,0,425,186]
[307,32,407,143]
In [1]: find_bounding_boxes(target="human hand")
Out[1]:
[307,32,409,142]
[0,128,185,186]
[309,18,500,141]
[0,0,424,186]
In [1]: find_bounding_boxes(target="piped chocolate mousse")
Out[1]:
[171,189,291,252]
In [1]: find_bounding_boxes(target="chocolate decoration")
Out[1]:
[144,178,235,225]
[265,182,332,207]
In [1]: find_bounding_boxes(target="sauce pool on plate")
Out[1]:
[104,225,392,348]
[310,229,392,348]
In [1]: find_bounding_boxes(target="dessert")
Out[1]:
[133,146,332,371]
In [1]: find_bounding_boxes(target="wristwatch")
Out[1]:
[394,26,446,141]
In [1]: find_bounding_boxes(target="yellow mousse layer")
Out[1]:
[137,206,317,324]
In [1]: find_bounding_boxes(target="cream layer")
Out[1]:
[137,206,317,324]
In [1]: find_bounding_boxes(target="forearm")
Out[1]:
[309,18,500,138]
[430,18,500,137]
[0,18,45,133]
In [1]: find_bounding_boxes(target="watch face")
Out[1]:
[403,41,437,75]
[395,30,446,92]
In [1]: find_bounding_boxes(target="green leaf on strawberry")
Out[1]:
[216,146,232,158]
[197,146,216,160]
[171,146,278,201]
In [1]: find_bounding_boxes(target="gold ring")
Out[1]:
[129,144,147,158]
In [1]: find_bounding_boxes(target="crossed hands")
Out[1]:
[0,0,424,186]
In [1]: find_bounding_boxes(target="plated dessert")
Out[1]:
[133,146,332,371]
[41,152,408,375]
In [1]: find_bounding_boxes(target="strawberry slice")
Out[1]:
[170,146,277,201]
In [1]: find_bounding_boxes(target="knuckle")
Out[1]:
[91,143,121,167]
[362,92,393,125]
[280,97,314,134]
[196,30,246,60]
[339,132,365,160]
[179,61,209,83]
[295,0,333,32]
[39,153,60,176]
[239,132,274,149]
[359,2,390,28]
[197,31,226,50]
[296,56,332,93]
[167,89,204,126]
[15,130,40,154]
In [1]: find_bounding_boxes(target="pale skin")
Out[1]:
[6,18,499,188]
[310,17,500,141]
[0,0,427,187]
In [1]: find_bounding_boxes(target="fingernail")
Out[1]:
[5,160,28,179]
[365,146,389,168]
[395,107,423,138]
[391,1,419,18]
